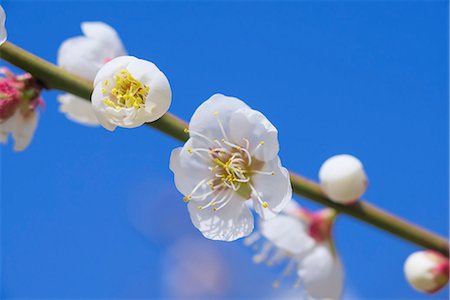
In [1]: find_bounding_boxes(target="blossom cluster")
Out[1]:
[0,6,448,299]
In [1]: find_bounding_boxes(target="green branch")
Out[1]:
[1,41,448,256]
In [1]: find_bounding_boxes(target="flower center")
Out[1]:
[182,111,275,212]
[103,70,149,110]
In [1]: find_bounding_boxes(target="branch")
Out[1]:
[1,41,448,256]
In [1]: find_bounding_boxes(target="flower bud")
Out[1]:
[319,154,367,204]
[92,56,171,131]
[404,251,449,294]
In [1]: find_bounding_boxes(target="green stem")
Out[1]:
[1,42,448,256]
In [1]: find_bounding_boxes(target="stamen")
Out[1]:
[103,70,148,110]
[244,232,261,246]
[198,188,228,210]
[253,140,265,153]
[253,242,272,264]
[266,249,287,267]
[213,112,229,140]
[184,178,208,202]
[213,190,234,211]
[253,170,275,176]
[249,183,269,209]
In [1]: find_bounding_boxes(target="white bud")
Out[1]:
[319,154,367,204]
[404,251,449,294]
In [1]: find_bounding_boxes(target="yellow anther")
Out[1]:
[197,205,203,210]
[213,207,218,212]
[183,196,192,202]
[103,70,149,110]
[103,80,108,86]
[187,147,193,154]
[101,88,106,94]
[260,141,265,145]
[271,171,275,175]
[184,128,189,133]
[262,202,269,208]
[221,139,225,142]
[213,111,219,116]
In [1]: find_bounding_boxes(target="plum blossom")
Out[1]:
[319,154,368,204]
[245,201,344,300]
[404,250,449,294]
[170,94,292,241]
[57,22,126,126]
[0,68,44,151]
[91,56,171,130]
[0,5,6,45]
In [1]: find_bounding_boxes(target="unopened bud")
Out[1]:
[319,154,367,204]
[404,250,449,294]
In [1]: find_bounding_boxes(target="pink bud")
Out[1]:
[0,78,20,119]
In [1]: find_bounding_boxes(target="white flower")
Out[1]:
[57,22,126,126]
[319,154,367,204]
[245,201,344,300]
[404,250,449,294]
[0,5,6,45]
[170,94,292,241]
[92,56,172,131]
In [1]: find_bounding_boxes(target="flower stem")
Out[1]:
[1,41,448,256]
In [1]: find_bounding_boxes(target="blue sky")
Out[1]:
[1,1,448,299]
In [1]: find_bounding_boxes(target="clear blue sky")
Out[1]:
[1,1,448,299]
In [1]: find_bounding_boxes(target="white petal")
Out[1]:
[12,111,39,152]
[91,84,116,131]
[169,140,213,197]
[298,244,344,300]
[0,5,6,45]
[187,195,254,241]
[58,22,126,81]
[0,112,17,144]
[93,56,135,87]
[189,94,249,140]
[229,107,279,162]
[259,215,315,255]
[81,22,126,57]
[58,37,107,81]
[58,94,99,126]
[127,58,172,122]
[319,154,367,204]
[252,156,292,220]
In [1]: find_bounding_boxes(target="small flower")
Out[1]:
[0,68,44,151]
[404,250,449,294]
[57,22,127,126]
[245,201,344,300]
[170,94,291,241]
[91,56,172,131]
[319,154,368,204]
[0,5,6,45]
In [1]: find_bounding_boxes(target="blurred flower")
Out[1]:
[92,56,171,131]
[57,22,126,126]
[162,236,230,298]
[245,201,344,300]
[0,68,44,151]
[0,5,6,45]
[404,250,449,294]
[319,154,367,204]
[170,94,291,241]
